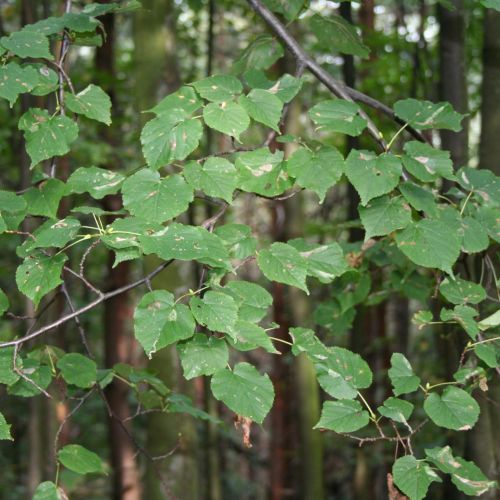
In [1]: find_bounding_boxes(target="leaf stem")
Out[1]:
[386,122,409,151]
[358,391,376,420]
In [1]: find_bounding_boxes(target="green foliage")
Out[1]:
[58,444,105,475]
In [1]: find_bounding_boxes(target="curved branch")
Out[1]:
[0,259,174,349]
[246,0,427,144]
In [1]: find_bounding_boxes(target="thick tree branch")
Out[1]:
[246,0,427,144]
[0,259,174,349]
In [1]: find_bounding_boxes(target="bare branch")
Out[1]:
[246,0,427,145]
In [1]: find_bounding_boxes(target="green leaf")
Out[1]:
[222,281,272,322]
[359,195,412,240]
[474,343,499,368]
[177,334,229,379]
[396,219,461,274]
[392,456,441,500]
[122,170,193,223]
[344,150,402,205]
[399,182,438,216]
[310,14,369,58]
[479,309,500,330]
[183,157,238,203]
[261,0,309,21]
[286,146,344,202]
[0,348,21,385]
[211,362,274,423]
[0,412,12,440]
[378,397,414,423]
[134,291,195,357]
[402,142,454,182]
[0,289,9,315]
[58,444,105,475]
[189,291,238,334]
[309,99,367,136]
[394,98,464,131]
[239,89,283,131]
[439,277,486,305]
[67,166,124,199]
[33,481,64,500]
[457,167,500,206]
[30,64,59,96]
[266,73,303,103]
[459,216,489,253]
[233,35,284,74]
[192,74,242,102]
[424,386,480,430]
[21,217,81,254]
[65,84,112,125]
[0,190,27,214]
[289,238,349,283]
[314,400,370,432]
[140,223,231,270]
[57,353,97,388]
[425,446,496,496]
[0,62,38,106]
[315,347,372,399]
[141,112,202,168]
[203,101,250,140]
[227,321,278,354]
[214,223,257,259]
[167,394,220,423]
[1,31,52,59]
[388,353,421,396]
[482,0,500,10]
[474,206,500,242]
[236,148,291,197]
[8,361,51,397]
[151,85,202,116]
[23,179,66,219]
[18,109,78,167]
[16,252,67,307]
[441,305,479,339]
[257,242,308,293]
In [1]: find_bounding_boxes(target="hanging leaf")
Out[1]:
[214,223,257,259]
[309,100,367,136]
[459,216,489,253]
[425,446,496,496]
[392,456,441,500]
[134,290,195,357]
[289,238,349,283]
[0,62,39,106]
[177,334,229,379]
[192,74,242,102]
[0,289,9,316]
[122,170,193,224]
[388,353,421,396]
[58,444,105,475]
[211,362,274,424]
[23,179,66,219]
[189,291,238,334]
[257,242,308,293]
[151,85,202,116]
[0,348,21,386]
[441,305,479,339]
[67,166,124,199]
[310,14,370,58]
[141,111,202,168]
[394,98,464,131]
[65,84,112,125]
[57,353,97,389]
[16,252,67,307]
[239,89,283,132]
[8,361,52,397]
[1,31,52,59]
[315,347,373,400]
[221,281,272,322]
[378,397,414,423]
[140,223,231,270]
[344,150,402,205]
[314,400,370,432]
[19,109,78,167]
[402,142,454,182]
[203,101,250,140]
[261,0,309,21]
[266,73,303,103]
[286,146,344,202]
[396,219,461,274]
[424,386,480,430]
[183,157,238,203]
[33,481,64,500]
[456,167,500,206]
[0,412,12,441]
[21,217,81,254]
[236,148,291,197]
[439,277,486,305]
[359,195,412,240]
[399,182,439,217]
[233,35,284,74]
[227,321,278,354]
